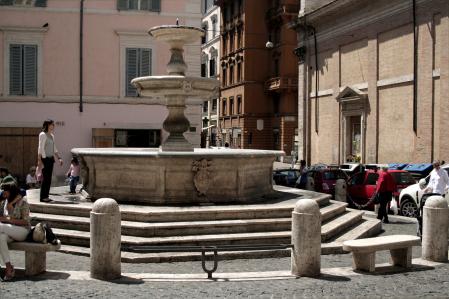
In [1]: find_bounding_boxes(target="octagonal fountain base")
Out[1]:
[72,148,284,205]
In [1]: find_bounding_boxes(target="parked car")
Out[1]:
[398,164,449,217]
[402,163,433,180]
[302,168,348,195]
[273,169,301,187]
[347,169,416,210]
[340,163,363,176]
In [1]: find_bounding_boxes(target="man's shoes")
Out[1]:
[383,219,389,224]
[40,198,52,203]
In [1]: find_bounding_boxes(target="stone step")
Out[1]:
[28,187,331,223]
[321,210,364,242]
[31,201,347,237]
[56,218,382,263]
[51,208,364,249]
[321,217,382,254]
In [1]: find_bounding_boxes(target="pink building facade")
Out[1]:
[0,0,202,182]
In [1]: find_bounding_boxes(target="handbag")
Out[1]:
[36,165,43,182]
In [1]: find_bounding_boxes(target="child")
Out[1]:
[66,157,80,194]
[26,166,38,189]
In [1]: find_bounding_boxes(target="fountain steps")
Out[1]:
[30,202,352,238]
[55,217,381,262]
[26,187,381,262]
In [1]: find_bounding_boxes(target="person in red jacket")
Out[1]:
[374,166,397,223]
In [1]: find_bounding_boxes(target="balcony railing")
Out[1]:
[265,77,298,91]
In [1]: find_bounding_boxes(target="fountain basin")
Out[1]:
[72,148,284,205]
[132,76,218,101]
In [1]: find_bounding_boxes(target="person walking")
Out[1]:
[37,119,63,203]
[374,166,396,223]
[0,183,31,281]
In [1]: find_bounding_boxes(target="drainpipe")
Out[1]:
[412,0,417,132]
[79,0,84,112]
[312,26,318,134]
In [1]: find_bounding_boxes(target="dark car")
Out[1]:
[302,168,348,195]
[347,169,416,209]
[273,169,300,187]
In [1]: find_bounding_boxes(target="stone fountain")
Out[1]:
[72,25,284,205]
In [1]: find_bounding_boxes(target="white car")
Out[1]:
[398,164,449,217]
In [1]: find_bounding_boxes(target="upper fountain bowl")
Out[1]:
[149,25,204,49]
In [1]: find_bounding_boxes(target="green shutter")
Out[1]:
[34,0,47,7]
[0,0,14,6]
[151,0,160,12]
[23,45,37,96]
[126,48,138,97]
[140,49,151,76]
[9,44,22,95]
[117,0,127,10]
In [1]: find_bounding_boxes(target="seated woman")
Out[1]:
[0,183,31,281]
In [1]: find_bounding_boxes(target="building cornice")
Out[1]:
[0,26,48,33]
[298,0,435,46]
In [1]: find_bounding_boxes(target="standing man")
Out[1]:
[375,166,396,223]
[424,160,449,197]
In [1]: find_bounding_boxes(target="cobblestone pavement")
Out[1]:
[2,216,449,298]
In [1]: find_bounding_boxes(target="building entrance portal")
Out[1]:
[337,86,368,163]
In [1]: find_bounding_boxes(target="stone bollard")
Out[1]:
[291,198,321,277]
[334,179,347,202]
[90,198,121,280]
[422,195,449,262]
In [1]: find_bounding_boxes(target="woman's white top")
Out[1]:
[38,132,59,158]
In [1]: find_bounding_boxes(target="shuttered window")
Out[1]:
[117,0,160,12]
[0,0,47,6]
[9,44,37,96]
[126,48,151,97]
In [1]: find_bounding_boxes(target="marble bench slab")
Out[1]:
[9,241,61,276]
[343,235,421,272]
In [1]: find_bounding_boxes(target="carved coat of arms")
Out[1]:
[192,159,211,196]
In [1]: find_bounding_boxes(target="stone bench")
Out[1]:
[8,241,61,276]
[342,235,421,272]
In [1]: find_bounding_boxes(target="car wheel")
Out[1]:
[400,197,418,218]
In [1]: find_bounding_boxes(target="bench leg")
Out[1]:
[25,251,46,276]
[390,247,412,268]
[352,252,375,272]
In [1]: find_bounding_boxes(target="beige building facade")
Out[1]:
[296,0,449,165]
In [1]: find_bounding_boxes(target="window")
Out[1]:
[274,58,279,76]
[211,17,217,38]
[209,58,216,77]
[237,29,242,49]
[117,0,160,12]
[203,101,208,113]
[222,67,227,86]
[366,173,379,185]
[201,63,207,77]
[273,93,280,114]
[229,97,234,115]
[115,129,160,147]
[0,0,47,6]
[212,99,217,112]
[229,65,234,84]
[9,44,37,96]
[201,23,208,44]
[126,48,151,97]
[237,63,242,82]
[222,99,227,116]
[229,31,234,52]
[222,35,227,55]
[237,96,242,114]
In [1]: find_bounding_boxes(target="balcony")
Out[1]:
[265,77,298,92]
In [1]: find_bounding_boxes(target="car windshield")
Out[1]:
[323,170,346,180]
[391,172,416,185]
